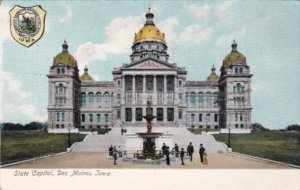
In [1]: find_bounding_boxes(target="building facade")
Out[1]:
[47,9,252,129]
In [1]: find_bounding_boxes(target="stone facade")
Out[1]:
[47,9,252,130]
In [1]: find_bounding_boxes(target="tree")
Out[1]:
[286,124,300,132]
[251,123,270,131]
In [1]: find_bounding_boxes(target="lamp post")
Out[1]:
[228,124,231,148]
[67,124,71,147]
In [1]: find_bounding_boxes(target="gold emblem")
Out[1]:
[9,5,46,47]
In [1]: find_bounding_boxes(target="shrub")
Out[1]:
[251,123,270,131]
[286,124,300,132]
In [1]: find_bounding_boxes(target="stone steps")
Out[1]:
[71,127,227,153]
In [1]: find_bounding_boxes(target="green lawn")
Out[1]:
[1,130,86,165]
[213,131,300,166]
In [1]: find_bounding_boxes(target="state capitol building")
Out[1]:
[47,9,253,130]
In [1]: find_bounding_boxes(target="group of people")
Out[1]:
[120,128,127,135]
[108,145,123,165]
[162,142,206,165]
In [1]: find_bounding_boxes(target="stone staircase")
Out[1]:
[71,127,227,153]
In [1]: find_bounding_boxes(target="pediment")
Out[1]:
[125,60,174,70]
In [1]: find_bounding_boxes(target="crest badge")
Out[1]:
[9,5,46,47]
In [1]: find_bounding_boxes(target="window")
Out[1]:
[178,110,182,120]
[235,68,238,74]
[236,83,242,93]
[96,92,101,106]
[105,114,109,123]
[57,68,61,74]
[89,114,93,123]
[207,93,212,108]
[117,94,121,104]
[240,113,243,121]
[125,108,132,121]
[117,80,121,86]
[104,92,110,107]
[179,80,182,87]
[198,93,204,108]
[136,108,143,121]
[61,112,65,121]
[58,83,64,94]
[117,111,121,119]
[61,68,65,74]
[81,93,86,107]
[81,114,85,122]
[235,124,238,128]
[239,68,243,73]
[157,108,163,121]
[206,113,211,123]
[167,108,174,121]
[214,126,218,129]
[199,114,202,122]
[88,92,94,104]
[97,114,101,123]
[241,124,244,128]
[190,93,196,107]
[179,93,183,103]
[235,113,238,121]
[214,114,218,122]
[56,124,59,128]
[199,125,203,129]
[191,114,195,122]
[57,112,60,121]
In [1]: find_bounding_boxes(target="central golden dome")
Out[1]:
[133,8,165,44]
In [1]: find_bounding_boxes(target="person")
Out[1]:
[187,142,194,161]
[199,144,206,163]
[118,145,123,158]
[124,128,127,133]
[172,143,179,157]
[180,147,185,165]
[121,128,124,135]
[108,145,113,156]
[113,148,118,165]
[165,147,170,165]
[162,142,167,157]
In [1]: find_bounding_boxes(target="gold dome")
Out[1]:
[53,41,77,67]
[223,40,246,67]
[133,8,165,44]
[80,65,94,81]
[207,65,219,81]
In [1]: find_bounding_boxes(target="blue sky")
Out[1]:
[1,1,299,129]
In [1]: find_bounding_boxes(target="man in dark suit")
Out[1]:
[162,142,167,157]
[165,146,170,165]
[187,142,194,161]
[172,143,179,157]
[199,144,206,163]
[180,148,185,165]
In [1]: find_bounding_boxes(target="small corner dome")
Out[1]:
[207,65,219,81]
[222,40,246,67]
[80,65,94,81]
[53,40,77,67]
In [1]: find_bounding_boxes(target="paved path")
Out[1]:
[7,152,291,169]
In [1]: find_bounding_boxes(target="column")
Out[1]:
[174,75,177,104]
[153,75,157,104]
[132,75,136,105]
[132,108,136,123]
[163,107,168,122]
[122,75,125,105]
[164,75,167,104]
[143,75,146,105]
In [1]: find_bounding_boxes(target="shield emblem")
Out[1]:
[9,5,46,47]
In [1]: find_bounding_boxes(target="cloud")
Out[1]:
[217,1,235,21]
[1,5,13,42]
[73,15,144,72]
[157,17,180,45]
[58,5,73,23]
[216,28,247,46]
[1,71,47,123]
[180,24,212,43]
[188,4,210,21]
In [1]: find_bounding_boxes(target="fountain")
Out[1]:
[135,101,163,159]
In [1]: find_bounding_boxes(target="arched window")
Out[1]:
[58,83,64,94]
[81,93,86,107]
[104,92,110,108]
[57,68,61,74]
[88,92,94,104]
[96,92,101,106]
[239,68,243,73]
[62,68,65,74]
[207,93,212,108]
[191,114,195,122]
[190,93,196,107]
[198,93,204,108]
[236,83,242,93]
[235,68,238,74]
[213,93,218,107]
[117,93,121,104]
[179,93,183,103]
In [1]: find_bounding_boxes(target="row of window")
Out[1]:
[56,68,66,74]
[125,108,175,122]
[233,83,245,93]
[190,113,218,123]
[81,113,110,123]
[80,93,111,107]
[55,97,67,106]
[184,93,218,108]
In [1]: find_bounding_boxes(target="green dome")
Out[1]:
[80,65,94,81]
[207,65,219,81]
[222,40,246,67]
[53,41,77,67]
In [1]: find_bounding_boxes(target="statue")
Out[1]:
[143,101,156,133]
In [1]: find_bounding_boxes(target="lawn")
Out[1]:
[213,131,300,166]
[1,130,86,165]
